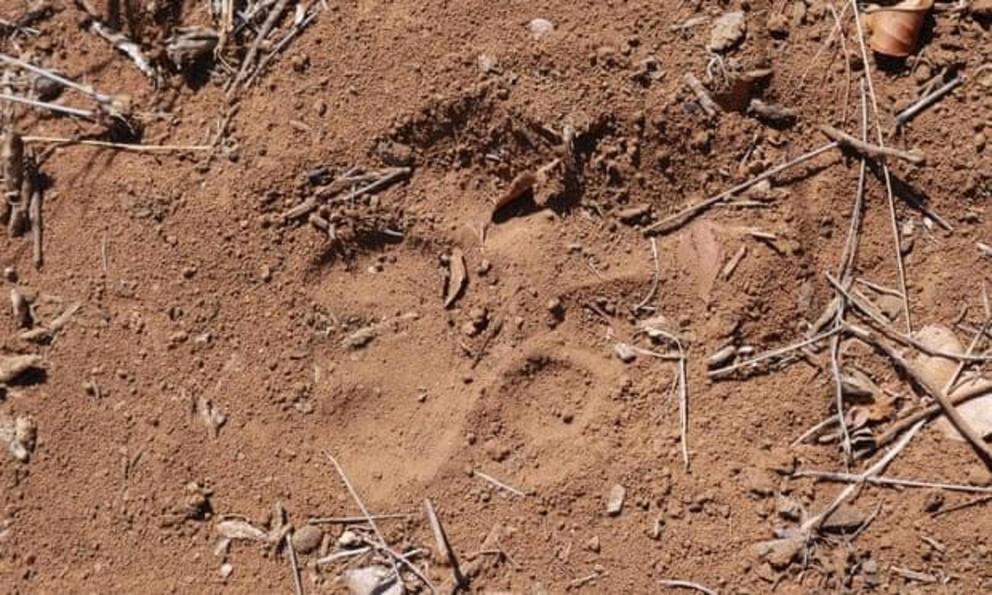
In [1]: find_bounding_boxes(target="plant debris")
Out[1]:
[866,0,934,58]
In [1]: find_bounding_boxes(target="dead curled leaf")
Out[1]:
[491,158,561,217]
[866,0,933,58]
[444,248,467,308]
[910,325,992,442]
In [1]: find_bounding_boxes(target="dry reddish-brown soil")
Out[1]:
[2,1,992,593]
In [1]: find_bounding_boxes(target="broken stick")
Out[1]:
[423,498,467,590]
[285,532,305,595]
[683,73,721,117]
[874,377,992,449]
[846,323,992,470]
[27,165,41,269]
[644,141,838,235]
[228,0,292,95]
[22,136,212,153]
[895,75,964,128]
[819,125,925,165]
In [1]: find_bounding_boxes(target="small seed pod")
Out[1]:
[866,0,933,58]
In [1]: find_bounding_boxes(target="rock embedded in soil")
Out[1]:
[606,484,626,516]
[376,141,414,167]
[613,342,637,363]
[741,467,776,498]
[754,536,803,570]
[585,535,601,553]
[708,12,746,52]
[291,525,323,554]
[477,53,498,73]
[216,519,267,541]
[821,504,866,533]
[776,495,802,521]
[528,18,555,40]
[0,354,43,384]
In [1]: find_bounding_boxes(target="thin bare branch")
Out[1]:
[644,141,838,235]
[819,124,925,165]
[795,470,992,494]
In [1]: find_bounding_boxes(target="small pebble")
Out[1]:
[338,530,361,548]
[707,345,737,369]
[709,11,746,52]
[291,525,323,554]
[585,535,601,553]
[607,484,626,516]
[614,343,637,363]
[219,563,233,579]
[478,53,498,73]
[528,18,555,40]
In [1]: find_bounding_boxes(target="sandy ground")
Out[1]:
[1,1,992,593]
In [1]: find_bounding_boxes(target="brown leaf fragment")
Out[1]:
[866,0,933,58]
[491,159,561,216]
[493,171,537,215]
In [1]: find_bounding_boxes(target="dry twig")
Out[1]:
[245,4,320,89]
[644,142,838,235]
[633,238,659,313]
[285,533,305,595]
[829,80,871,466]
[423,498,466,590]
[849,2,913,334]
[228,0,292,96]
[473,470,527,497]
[323,451,403,586]
[0,92,95,120]
[683,73,721,117]
[819,125,925,165]
[659,579,717,595]
[308,513,410,525]
[895,75,964,128]
[845,323,992,470]
[801,420,923,534]
[709,327,840,378]
[931,495,992,517]
[827,275,992,362]
[22,136,211,153]
[794,470,992,494]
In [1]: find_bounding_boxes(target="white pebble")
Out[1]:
[528,18,555,40]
